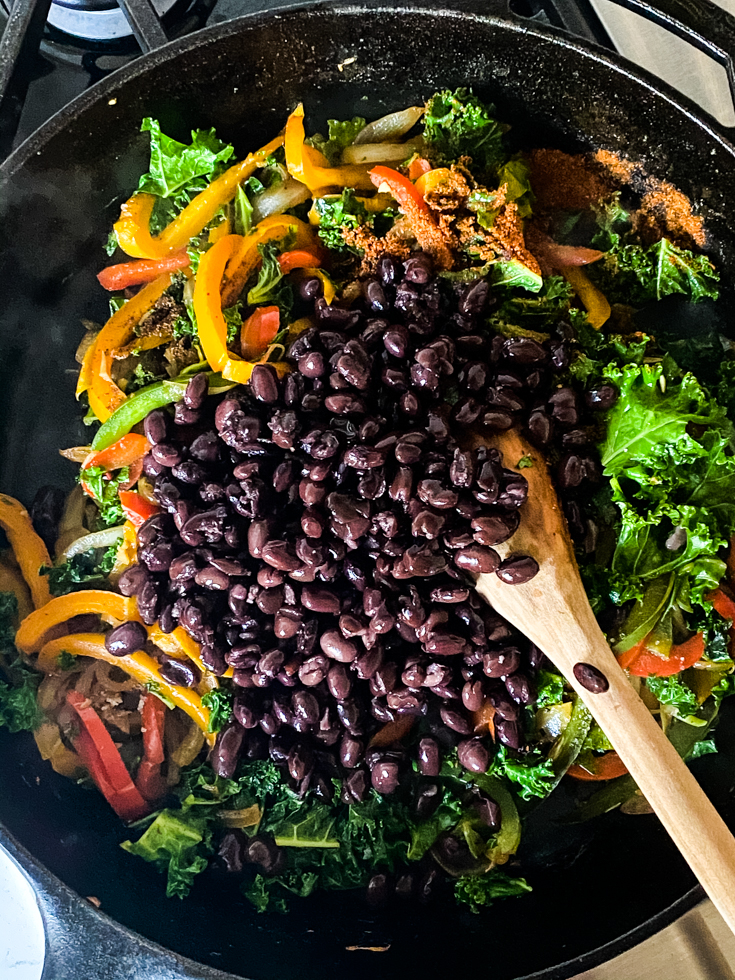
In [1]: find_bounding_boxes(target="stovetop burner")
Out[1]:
[46,0,179,42]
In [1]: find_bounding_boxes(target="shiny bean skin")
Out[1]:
[417,737,440,776]
[211,722,245,779]
[457,738,489,773]
[105,621,148,657]
[320,630,358,663]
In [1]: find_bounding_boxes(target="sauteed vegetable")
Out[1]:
[2,90,734,914]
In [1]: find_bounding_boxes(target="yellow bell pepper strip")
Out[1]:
[85,273,175,422]
[208,216,231,244]
[194,234,243,371]
[369,165,454,270]
[220,214,314,309]
[285,104,376,193]
[38,633,215,744]
[33,721,85,779]
[75,340,97,399]
[113,135,285,260]
[148,624,234,679]
[221,350,289,385]
[0,494,52,609]
[562,266,611,329]
[97,251,190,291]
[16,590,141,654]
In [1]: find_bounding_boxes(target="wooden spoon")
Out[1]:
[474,428,735,933]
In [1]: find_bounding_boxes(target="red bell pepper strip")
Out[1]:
[240,305,281,360]
[707,587,735,622]
[83,433,150,473]
[67,689,150,821]
[97,252,191,291]
[277,248,323,273]
[408,157,432,181]
[135,693,168,802]
[369,165,453,269]
[568,751,628,781]
[620,632,705,677]
[119,490,160,527]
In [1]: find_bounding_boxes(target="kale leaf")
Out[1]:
[80,466,129,528]
[0,592,43,733]
[43,546,118,596]
[590,237,719,306]
[314,189,368,253]
[646,674,699,718]
[246,237,295,319]
[424,89,506,176]
[535,669,565,708]
[138,119,234,206]
[121,809,213,899]
[492,746,556,801]
[307,117,366,165]
[200,689,233,733]
[454,870,531,913]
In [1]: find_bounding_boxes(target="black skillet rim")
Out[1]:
[0,2,731,976]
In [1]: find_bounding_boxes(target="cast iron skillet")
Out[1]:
[2,1,735,977]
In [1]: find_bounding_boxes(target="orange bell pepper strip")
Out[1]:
[113,134,285,260]
[284,104,376,193]
[568,751,628,781]
[619,632,705,677]
[368,715,415,748]
[39,633,215,744]
[83,433,150,472]
[68,690,151,821]
[0,494,52,609]
[97,251,190,290]
[16,590,141,654]
[562,266,611,330]
[241,306,281,360]
[220,214,314,309]
[369,165,454,270]
[83,273,174,422]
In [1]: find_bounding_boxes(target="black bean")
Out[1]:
[585,384,618,411]
[288,743,313,781]
[174,402,199,425]
[152,443,181,468]
[483,647,522,678]
[371,758,400,794]
[457,737,489,773]
[496,554,539,584]
[454,545,500,574]
[118,564,149,597]
[201,642,228,677]
[462,679,485,712]
[471,512,519,546]
[440,705,472,734]
[211,722,245,778]
[573,661,610,693]
[417,737,440,776]
[341,770,369,803]
[159,657,199,688]
[459,279,489,316]
[495,718,522,750]
[404,253,433,283]
[105,621,148,657]
[504,338,548,364]
[473,792,501,829]
[218,830,246,873]
[320,630,358,663]
[246,835,280,873]
[233,694,259,729]
[250,364,280,403]
[183,372,208,410]
[366,873,391,907]
[505,672,534,704]
[299,654,330,687]
[328,663,352,701]
[143,409,168,446]
[340,735,363,768]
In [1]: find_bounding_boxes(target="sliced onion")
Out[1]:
[251,178,311,224]
[353,106,424,145]
[62,525,125,561]
[341,143,411,165]
[59,446,92,463]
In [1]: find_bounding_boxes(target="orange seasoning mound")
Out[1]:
[529,149,614,212]
[594,148,637,185]
[341,225,412,276]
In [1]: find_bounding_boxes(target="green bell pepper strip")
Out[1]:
[548,696,593,789]
[91,372,233,451]
[473,773,522,865]
[566,700,719,823]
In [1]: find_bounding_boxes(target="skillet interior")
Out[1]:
[1,5,735,978]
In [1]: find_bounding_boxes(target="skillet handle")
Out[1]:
[597,0,735,119]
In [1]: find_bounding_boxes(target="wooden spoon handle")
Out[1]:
[475,430,735,932]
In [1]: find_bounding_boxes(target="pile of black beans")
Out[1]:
[115,249,614,806]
